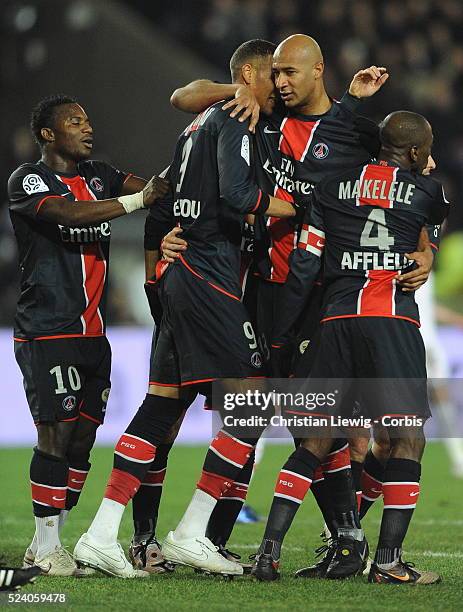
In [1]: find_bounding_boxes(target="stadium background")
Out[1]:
[0,2,462,608]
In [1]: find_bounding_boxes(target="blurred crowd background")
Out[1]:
[2,0,463,326]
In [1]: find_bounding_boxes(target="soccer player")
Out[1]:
[253,111,449,584]
[73,42,299,577]
[7,95,168,576]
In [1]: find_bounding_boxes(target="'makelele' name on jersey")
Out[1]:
[162,101,270,298]
[273,160,450,346]
[8,160,128,339]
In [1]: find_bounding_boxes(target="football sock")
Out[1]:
[87,498,126,546]
[173,430,257,540]
[360,449,385,519]
[206,450,255,546]
[261,447,319,550]
[29,448,69,559]
[309,466,336,537]
[132,443,173,544]
[374,458,421,569]
[322,441,362,540]
[66,461,90,510]
[351,460,363,510]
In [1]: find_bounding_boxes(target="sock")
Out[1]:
[351,460,363,510]
[34,515,61,559]
[322,441,362,541]
[132,443,173,544]
[59,509,70,533]
[87,498,127,546]
[174,489,218,541]
[374,458,421,568]
[206,450,255,546]
[66,461,90,510]
[310,466,336,537]
[29,448,68,558]
[173,430,257,540]
[261,446,319,552]
[360,449,385,519]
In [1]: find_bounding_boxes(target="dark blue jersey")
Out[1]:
[273,160,450,346]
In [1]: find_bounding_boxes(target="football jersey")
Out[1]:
[159,101,270,299]
[273,160,450,346]
[8,160,128,339]
[252,93,375,283]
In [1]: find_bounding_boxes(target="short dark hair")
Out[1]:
[30,94,77,146]
[229,39,276,81]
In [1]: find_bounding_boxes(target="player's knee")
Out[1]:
[389,428,426,461]
[347,436,369,462]
[37,422,75,458]
[300,436,332,461]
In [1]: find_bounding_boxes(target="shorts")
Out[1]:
[149,263,263,387]
[14,336,111,425]
[293,317,430,419]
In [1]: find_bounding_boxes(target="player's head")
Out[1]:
[230,39,277,115]
[379,111,434,173]
[31,94,93,161]
[272,34,325,110]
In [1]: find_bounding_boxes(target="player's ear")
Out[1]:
[241,63,253,86]
[410,145,418,163]
[40,127,55,144]
[313,61,324,80]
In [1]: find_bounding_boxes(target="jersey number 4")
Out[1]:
[360,209,394,251]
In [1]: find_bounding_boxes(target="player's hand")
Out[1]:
[397,247,434,292]
[142,176,170,207]
[222,85,260,133]
[161,227,188,263]
[348,66,389,99]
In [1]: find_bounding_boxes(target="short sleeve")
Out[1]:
[101,162,128,198]
[428,181,450,226]
[8,165,65,218]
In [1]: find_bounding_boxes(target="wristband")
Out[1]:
[118,191,144,214]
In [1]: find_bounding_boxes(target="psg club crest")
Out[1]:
[251,351,262,369]
[90,177,104,192]
[312,142,329,159]
[62,395,77,412]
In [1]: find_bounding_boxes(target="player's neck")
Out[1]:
[377,151,411,171]
[41,151,78,175]
[296,89,331,116]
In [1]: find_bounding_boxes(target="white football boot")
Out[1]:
[74,533,149,578]
[34,547,84,577]
[162,531,243,576]
[23,545,94,577]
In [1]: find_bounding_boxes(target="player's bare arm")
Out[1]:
[37,175,169,226]
[397,226,434,292]
[348,65,389,99]
[171,80,240,114]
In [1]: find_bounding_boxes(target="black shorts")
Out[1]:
[14,336,111,425]
[149,263,264,387]
[293,317,430,419]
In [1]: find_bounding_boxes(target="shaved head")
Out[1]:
[379,111,433,173]
[274,34,323,64]
[379,111,431,149]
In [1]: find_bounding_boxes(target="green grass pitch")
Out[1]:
[0,443,461,611]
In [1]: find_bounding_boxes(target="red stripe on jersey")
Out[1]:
[357,164,398,208]
[142,468,166,486]
[267,185,295,283]
[361,471,383,501]
[59,175,107,335]
[274,469,312,504]
[30,481,67,508]
[279,118,320,162]
[322,444,351,473]
[67,468,89,492]
[114,433,156,464]
[357,270,397,316]
[383,481,420,508]
[210,430,254,468]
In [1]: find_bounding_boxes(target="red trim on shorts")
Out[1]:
[320,314,420,327]
[36,195,66,213]
[14,333,105,342]
[80,410,102,425]
[181,377,216,386]
[59,416,80,423]
[149,381,181,388]
[178,255,240,301]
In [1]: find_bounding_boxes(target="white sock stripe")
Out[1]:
[219,430,255,449]
[313,477,324,484]
[233,482,249,488]
[274,492,303,504]
[120,433,155,448]
[280,469,312,484]
[140,483,163,487]
[114,450,154,464]
[30,481,67,490]
[322,465,351,474]
[362,495,381,501]
[147,468,167,474]
[68,468,89,474]
[384,504,417,509]
[67,487,83,493]
[209,446,245,469]
[382,481,420,486]
[327,443,349,456]
[32,499,53,507]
